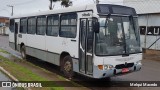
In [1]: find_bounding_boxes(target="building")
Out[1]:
[0,16,9,35]
[124,0,160,50]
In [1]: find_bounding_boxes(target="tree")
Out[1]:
[49,0,72,10]
[49,0,60,10]
[61,0,72,7]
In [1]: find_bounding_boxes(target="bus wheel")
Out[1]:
[62,55,74,79]
[20,45,26,59]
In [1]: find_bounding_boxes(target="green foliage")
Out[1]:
[61,0,72,7]
[0,55,64,90]
[0,49,9,54]
[49,0,72,9]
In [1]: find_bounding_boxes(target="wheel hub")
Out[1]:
[64,61,72,72]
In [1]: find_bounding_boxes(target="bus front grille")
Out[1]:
[115,63,134,69]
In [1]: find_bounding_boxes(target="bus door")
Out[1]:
[79,18,93,75]
[9,19,15,50]
[9,19,18,50]
[14,22,18,50]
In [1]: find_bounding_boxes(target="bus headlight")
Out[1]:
[104,65,114,70]
[98,65,114,70]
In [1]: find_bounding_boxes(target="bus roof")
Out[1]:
[10,4,96,19]
[10,4,137,19]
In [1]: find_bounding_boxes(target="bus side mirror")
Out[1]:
[93,22,100,33]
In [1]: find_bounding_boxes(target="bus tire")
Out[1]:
[62,55,74,79]
[20,45,26,59]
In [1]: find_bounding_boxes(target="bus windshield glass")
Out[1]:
[95,16,141,56]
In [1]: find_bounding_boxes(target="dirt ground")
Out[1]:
[143,49,160,61]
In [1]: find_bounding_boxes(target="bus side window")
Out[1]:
[47,15,59,36]
[20,18,27,34]
[27,17,36,34]
[37,16,46,35]
[10,19,15,32]
[60,13,77,38]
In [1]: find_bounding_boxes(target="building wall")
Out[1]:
[124,0,160,50]
[124,0,160,14]
[0,17,9,35]
[0,26,9,35]
[139,14,160,50]
[0,18,6,22]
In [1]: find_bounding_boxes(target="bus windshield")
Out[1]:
[95,16,141,56]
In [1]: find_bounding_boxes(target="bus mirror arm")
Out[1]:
[93,22,100,33]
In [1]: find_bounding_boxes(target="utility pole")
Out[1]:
[49,0,53,10]
[96,0,99,4]
[93,0,99,4]
[144,14,149,52]
[7,5,14,16]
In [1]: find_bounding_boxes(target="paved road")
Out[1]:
[0,71,14,90]
[0,35,160,90]
[0,35,21,58]
[0,71,11,81]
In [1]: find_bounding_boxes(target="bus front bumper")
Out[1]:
[93,63,142,79]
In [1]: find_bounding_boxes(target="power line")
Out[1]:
[0,0,8,5]
[12,0,38,6]
[0,0,9,9]
[0,9,9,12]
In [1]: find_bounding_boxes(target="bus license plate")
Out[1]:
[122,68,129,73]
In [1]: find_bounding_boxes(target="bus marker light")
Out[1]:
[98,65,103,70]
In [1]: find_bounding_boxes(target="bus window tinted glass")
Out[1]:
[97,4,137,16]
[10,19,15,32]
[47,15,59,36]
[37,16,46,35]
[20,18,27,33]
[28,17,36,34]
[60,13,77,38]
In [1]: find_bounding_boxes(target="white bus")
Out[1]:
[9,4,142,79]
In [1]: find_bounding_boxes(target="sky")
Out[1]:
[0,0,123,17]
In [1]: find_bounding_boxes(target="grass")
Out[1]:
[0,49,64,90]
[0,49,9,54]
